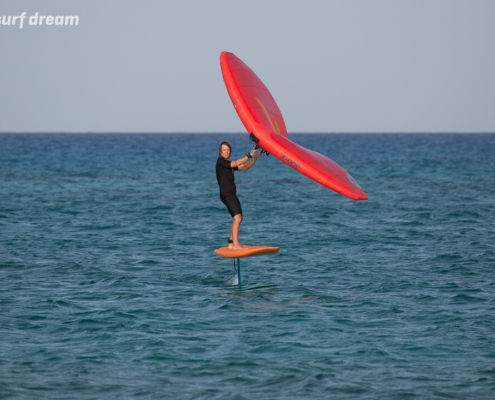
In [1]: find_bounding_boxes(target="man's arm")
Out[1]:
[230,148,258,168]
[238,151,263,171]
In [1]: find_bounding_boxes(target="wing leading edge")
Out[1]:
[220,51,368,201]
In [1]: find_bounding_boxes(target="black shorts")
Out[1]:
[220,193,242,218]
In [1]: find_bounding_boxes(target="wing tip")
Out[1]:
[342,188,368,201]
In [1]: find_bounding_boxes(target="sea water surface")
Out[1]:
[1,133,495,399]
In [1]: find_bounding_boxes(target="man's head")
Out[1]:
[219,141,232,159]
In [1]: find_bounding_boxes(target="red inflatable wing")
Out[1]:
[220,52,368,201]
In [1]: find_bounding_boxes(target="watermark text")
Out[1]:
[0,12,79,28]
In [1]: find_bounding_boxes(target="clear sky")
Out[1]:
[1,0,494,133]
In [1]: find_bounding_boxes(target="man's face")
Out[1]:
[220,145,231,159]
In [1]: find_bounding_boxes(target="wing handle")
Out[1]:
[249,132,260,145]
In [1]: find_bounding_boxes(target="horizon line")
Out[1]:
[1,131,494,135]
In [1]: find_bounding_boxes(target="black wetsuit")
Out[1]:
[216,157,242,217]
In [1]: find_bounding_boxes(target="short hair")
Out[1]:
[219,141,232,156]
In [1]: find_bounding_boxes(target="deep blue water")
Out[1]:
[1,133,495,399]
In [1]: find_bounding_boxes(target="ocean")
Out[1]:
[1,133,494,399]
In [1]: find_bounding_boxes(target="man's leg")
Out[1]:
[230,214,243,249]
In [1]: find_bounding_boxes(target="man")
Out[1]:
[216,141,263,250]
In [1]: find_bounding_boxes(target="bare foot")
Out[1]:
[232,244,248,250]
[228,244,234,249]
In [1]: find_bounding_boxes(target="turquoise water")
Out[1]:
[1,133,495,399]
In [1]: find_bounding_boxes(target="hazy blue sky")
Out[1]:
[1,0,494,133]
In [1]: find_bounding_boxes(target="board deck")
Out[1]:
[214,246,279,259]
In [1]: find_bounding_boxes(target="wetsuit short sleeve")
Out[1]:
[216,156,242,217]
[217,157,238,171]
[216,157,239,196]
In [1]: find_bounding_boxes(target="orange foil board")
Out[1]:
[214,246,280,259]
[220,51,368,201]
